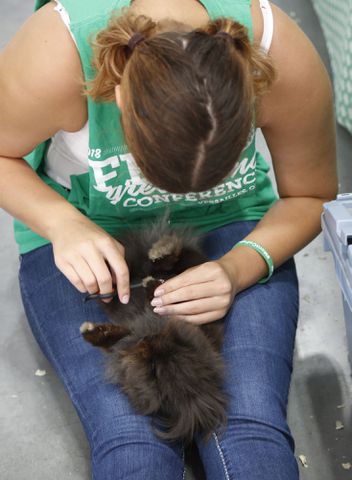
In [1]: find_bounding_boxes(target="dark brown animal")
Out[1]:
[80,219,227,444]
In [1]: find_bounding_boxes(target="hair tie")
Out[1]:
[215,31,232,41]
[128,32,145,51]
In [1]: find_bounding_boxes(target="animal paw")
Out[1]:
[80,322,95,333]
[143,277,165,302]
[148,234,182,261]
[80,322,131,349]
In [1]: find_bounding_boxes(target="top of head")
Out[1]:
[87,10,276,194]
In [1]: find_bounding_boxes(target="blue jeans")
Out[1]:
[19,220,299,480]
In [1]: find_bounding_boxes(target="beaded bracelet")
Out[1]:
[233,240,274,284]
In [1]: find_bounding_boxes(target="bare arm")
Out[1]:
[0,2,130,302]
[222,2,337,291]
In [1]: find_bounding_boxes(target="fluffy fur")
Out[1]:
[80,219,227,444]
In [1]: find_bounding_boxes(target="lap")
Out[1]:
[19,220,299,478]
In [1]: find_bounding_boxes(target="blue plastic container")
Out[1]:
[322,193,352,367]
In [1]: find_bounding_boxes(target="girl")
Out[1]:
[0,0,337,478]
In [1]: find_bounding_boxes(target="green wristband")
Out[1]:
[234,240,274,284]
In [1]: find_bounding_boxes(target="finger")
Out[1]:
[153,263,218,296]
[69,256,99,294]
[153,296,229,317]
[110,268,117,286]
[57,262,87,293]
[81,250,115,302]
[151,282,215,307]
[171,310,228,325]
[102,243,130,304]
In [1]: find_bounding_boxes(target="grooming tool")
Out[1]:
[84,281,145,302]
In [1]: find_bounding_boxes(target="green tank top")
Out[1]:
[14,0,277,254]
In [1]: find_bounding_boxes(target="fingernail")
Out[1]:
[153,307,166,314]
[154,288,164,297]
[151,298,162,307]
[121,295,129,304]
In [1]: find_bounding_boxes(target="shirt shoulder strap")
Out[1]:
[259,0,274,53]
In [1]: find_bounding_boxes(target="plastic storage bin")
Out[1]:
[322,193,352,368]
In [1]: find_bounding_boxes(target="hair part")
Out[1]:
[87,10,276,193]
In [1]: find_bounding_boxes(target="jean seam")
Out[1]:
[182,445,186,480]
[19,272,96,440]
[212,432,232,480]
[22,270,63,293]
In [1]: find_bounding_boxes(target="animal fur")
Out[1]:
[80,219,227,444]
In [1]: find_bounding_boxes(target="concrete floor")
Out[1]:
[1,1,352,479]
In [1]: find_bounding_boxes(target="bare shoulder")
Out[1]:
[0,1,86,158]
[255,3,337,200]
[256,2,332,128]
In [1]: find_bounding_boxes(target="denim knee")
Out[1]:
[196,418,298,480]
[90,416,185,480]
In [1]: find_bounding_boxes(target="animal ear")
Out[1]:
[80,322,131,349]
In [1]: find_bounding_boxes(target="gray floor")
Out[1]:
[1,1,352,479]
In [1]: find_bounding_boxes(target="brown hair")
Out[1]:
[87,10,276,193]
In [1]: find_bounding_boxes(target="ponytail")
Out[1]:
[87,11,158,101]
[203,17,276,96]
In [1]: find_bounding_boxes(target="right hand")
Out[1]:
[51,217,129,303]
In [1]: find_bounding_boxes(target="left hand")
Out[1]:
[150,260,237,324]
